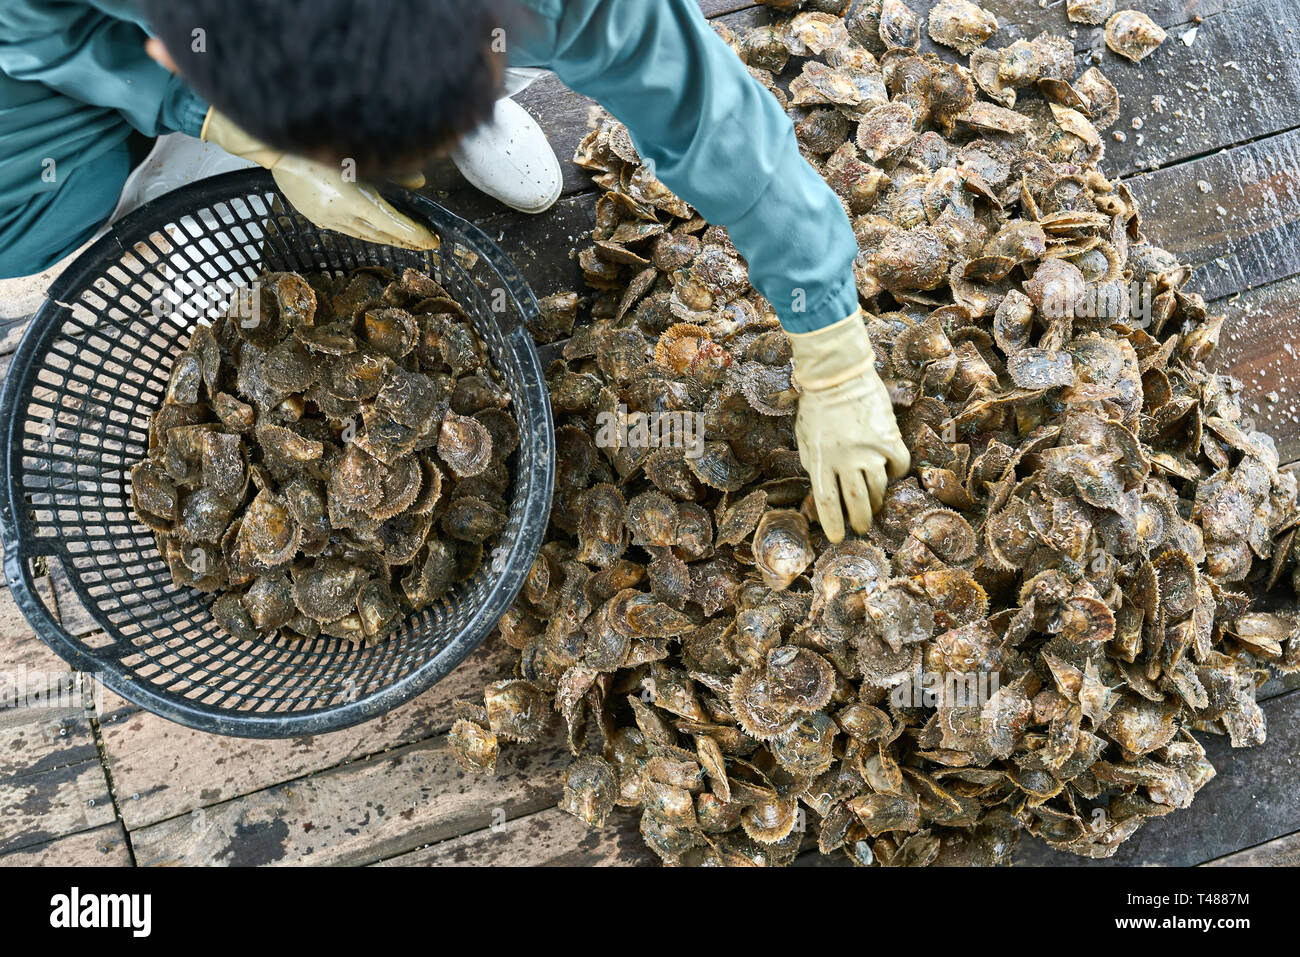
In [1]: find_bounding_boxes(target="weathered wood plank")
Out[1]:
[1014,690,1300,865]
[47,560,102,639]
[0,758,116,854]
[1210,273,1300,465]
[854,2,1300,190]
[0,577,68,674]
[1202,828,1300,865]
[0,320,28,357]
[100,638,516,831]
[375,806,657,867]
[827,0,1259,53]
[129,729,571,867]
[1127,126,1300,302]
[829,0,1244,54]
[1113,0,1245,24]
[851,1,1300,182]
[699,0,757,16]
[92,682,140,726]
[1102,0,1300,177]
[0,236,91,332]
[479,192,596,302]
[0,701,96,782]
[988,0,1252,45]
[1258,669,1300,702]
[0,821,131,867]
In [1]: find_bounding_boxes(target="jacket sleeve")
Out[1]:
[0,0,207,138]
[512,0,860,334]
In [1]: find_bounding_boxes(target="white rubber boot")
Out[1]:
[110,133,256,224]
[451,97,563,214]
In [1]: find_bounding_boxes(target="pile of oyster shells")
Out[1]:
[133,266,517,644]
[450,0,1300,865]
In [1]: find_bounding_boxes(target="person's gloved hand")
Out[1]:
[789,311,911,543]
[202,109,438,250]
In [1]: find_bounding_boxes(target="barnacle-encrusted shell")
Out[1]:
[753,510,815,591]
[927,0,998,55]
[559,755,619,827]
[437,412,493,477]
[485,679,549,743]
[450,719,499,775]
[879,0,920,51]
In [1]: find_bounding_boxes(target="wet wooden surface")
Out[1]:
[1203,829,1300,865]
[1015,688,1300,866]
[2,0,1300,867]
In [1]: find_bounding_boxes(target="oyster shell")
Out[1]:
[927,0,998,56]
[1105,10,1167,63]
[753,510,815,591]
[1067,0,1114,26]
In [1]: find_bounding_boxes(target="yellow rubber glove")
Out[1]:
[202,109,438,251]
[789,311,911,543]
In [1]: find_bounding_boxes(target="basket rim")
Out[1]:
[0,168,556,737]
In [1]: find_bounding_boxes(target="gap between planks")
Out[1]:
[1200,827,1300,865]
[371,805,658,867]
[0,821,131,867]
[125,725,574,867]
[95,638,518,832]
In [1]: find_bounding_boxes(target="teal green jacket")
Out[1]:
[509,0,858,332]
[0,0,859,333]
[0,0,207,277]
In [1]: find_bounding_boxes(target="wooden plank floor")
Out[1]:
[3,0,1300,867]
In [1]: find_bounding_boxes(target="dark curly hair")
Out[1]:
[140,0,511,174]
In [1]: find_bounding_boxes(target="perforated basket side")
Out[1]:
[0,170,554,737]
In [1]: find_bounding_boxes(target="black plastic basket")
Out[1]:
[0,169,554,737]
